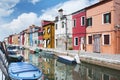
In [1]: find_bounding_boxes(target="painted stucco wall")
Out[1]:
[86,0,118,54]
[72,10,86,50]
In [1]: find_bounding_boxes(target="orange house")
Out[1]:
[86,0,120,54]
[12,34,19,45]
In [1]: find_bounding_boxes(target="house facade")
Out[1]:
[24,29,29,47]
[8,35,13,45]
[19,31,24,46]
[12,34,19,45]
[72,9,86,50]
[32,25,40,47]
[38,27,43,47]
[29,26,34,46]
[42,20,55,48]
[86,0,120,54]
[55,9,72,50]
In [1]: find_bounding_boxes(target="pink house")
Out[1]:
[86,0,120,54]
[72,9,86,50]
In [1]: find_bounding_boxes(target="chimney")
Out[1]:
[58,9,63,18]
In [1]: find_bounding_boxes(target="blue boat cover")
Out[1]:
[8,62,42,79]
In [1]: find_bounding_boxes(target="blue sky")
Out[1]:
[0,0,98,41]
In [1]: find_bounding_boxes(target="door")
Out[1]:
[93,34,101,53]
[80,37,85,51]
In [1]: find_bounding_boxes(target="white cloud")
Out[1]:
[29,0,41,5]
[0,0,20,17]
[0,12,40,41]
[39,0,98,21]
[0,0,98,41]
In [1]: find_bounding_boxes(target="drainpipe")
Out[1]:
[65,17,68,50]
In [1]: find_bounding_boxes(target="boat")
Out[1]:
[0,42,43,80]
[7,45,19,52]
[57,55,77,65]
[8,62,42,80]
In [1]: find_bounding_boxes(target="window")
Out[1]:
[43,29,45,35]
[73,20,76,27]
[38,40,40,44]
[81,16,85,26]
[35,40,37,44]
[88,36,92,44]
[47,38,50,44]
[87,17,92,26]
[74,37,78,46]
[38,32,43,36]
[56,24,57,30]
[103,12,111,24]
[103,34,110,45]
[47,27,50,34]
[62,21,64,28]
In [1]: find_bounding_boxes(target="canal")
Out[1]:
[20,49,120,80]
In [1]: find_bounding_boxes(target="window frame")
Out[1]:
[87,17,92,27]
[102,34,111,45]
[103,12,111,24]
[74,37,79,46]
[81,16,85,26]
[88,35,92,44]
[73,19,76,27]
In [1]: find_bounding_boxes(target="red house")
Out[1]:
[72,9,86,50]
[8,35,13,44]
[38,27,43,47]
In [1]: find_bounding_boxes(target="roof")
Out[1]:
[71,0,112,15]
[42,21,54,27]
[71,9,85,15]
[85,0,112,10]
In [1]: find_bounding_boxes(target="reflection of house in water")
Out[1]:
[54,60,74,80]
[80,63,120,80]
[54,61,120,80]
[40,55,55,80]
[22,49,29,61]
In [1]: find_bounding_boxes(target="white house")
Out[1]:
[32,25,40,47]
[55,9,73,50]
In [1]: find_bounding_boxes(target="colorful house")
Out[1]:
[24,29,29,46]
[29,26,34,46]
[54,9,72,50]
[42,20,55,48]
[8,35,13,45]
[19,31,24,46]
[38,27,43,47]
[72,9,86,50]
[86,0,120,54]
[12,34,19,45]
[32,25,40,47]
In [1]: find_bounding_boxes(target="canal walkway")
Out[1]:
[23,45,120,70]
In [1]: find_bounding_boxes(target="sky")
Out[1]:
[0,0,98,41]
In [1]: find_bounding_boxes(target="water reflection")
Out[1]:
[21,49,120,80]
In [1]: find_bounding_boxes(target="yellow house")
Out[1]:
[42,21,55,48]
[12,34,19,45]
[24,29,29,46]
[41,58,55,79]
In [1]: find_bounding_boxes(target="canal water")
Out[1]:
[20,49,120,80]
